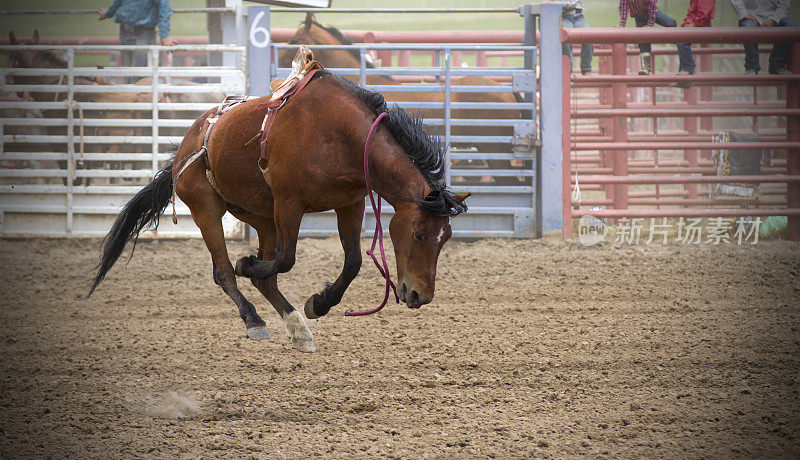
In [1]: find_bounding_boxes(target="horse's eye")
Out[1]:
[413,232,424,242]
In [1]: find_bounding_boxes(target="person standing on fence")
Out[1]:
[554,0,594,75]
[670,0,716,88]
[618,0,681,76]
[97,0,175,82]
[729,0,796,75]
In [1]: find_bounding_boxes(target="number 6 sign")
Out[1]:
[249,10,270,48]
[247,6,271,96]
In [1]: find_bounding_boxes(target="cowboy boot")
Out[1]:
[639,52,652,75]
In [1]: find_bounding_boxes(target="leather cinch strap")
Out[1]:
[171,95,251,223]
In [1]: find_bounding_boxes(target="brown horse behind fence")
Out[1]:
[7,31,224,186]
[89,67,468,353]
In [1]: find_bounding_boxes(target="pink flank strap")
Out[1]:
[345,112,399,317]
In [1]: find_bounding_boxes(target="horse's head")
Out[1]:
[389,191,468,309]
[279,12,362,68]
[8,30,66,70]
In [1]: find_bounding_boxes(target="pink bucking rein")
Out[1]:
[345,111,399,317]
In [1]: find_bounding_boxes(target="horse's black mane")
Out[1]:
[333,75,467,217]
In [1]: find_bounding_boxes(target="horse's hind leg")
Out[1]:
[305,200,364,319]
[234,199,303,280]
[246,217,315,353]
[184,190,269,340]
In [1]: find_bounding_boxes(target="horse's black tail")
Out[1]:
[88,161,174,296]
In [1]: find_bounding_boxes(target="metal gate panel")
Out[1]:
[1,43,246,238]
[250,5,544,238]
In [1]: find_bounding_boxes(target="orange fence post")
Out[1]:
[562,55,572,238]
[788,45,800,241]
[611,42,629,212]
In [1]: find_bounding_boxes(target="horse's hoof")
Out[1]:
[246,325,269,340]
[235,255,257,277]
[234,257,246,277]
[291,337,316,353]
[304,294,320,319]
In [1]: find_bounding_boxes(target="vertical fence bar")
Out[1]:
[787,46,800,241]
[611,42,628,212]
[598,44,610,179]
[562,55,572,238]
[684,86,698,200]
[532,41,539,137]
[359,47,367,86]
[539,2,563,236]
[699,44,712,160]
[398,50,410,67]
[434,50,441,83]
[66,49,75,235]
[150,48,160,177]
[522,4,538,236]
[444,47,451,187]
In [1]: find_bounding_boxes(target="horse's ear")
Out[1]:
[9,31,18,45]
[304,12,316,30]
[32,30,39,44]
[454,192,471,203]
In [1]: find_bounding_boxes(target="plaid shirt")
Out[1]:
[619,0,658,26]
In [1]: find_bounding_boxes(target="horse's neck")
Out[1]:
[366,132,430,208]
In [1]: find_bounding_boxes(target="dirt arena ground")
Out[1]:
[1,236,799,458]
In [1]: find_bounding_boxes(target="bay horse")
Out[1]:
[89,68,468,353]
[279,14,527,185]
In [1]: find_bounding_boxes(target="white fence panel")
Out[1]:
[1,43,246,238]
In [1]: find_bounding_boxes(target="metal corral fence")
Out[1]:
[561,27,800,240]
[0,7,246,237]
[1,4,564,239]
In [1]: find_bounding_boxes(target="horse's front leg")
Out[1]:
[305,201,364,319]
[234,200,302,279]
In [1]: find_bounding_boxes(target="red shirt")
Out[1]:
[682,0,715,27]
[619,0,658,27]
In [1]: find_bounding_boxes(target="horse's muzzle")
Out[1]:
[399,282,429,309]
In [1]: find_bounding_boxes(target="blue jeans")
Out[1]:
[635,10,693,73]
[562,12,593,72]
[739,16,798,73]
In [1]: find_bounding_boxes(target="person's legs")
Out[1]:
[738,18,761,73]
[132,27,156,68]
[769,16,797,73]
[573,13,594,73]
[634,16,651,74]
[561,14,576,70]
[634,15,651,55]
[654,9,677,28]
[119,24,134,68]
[678,43,696,73]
